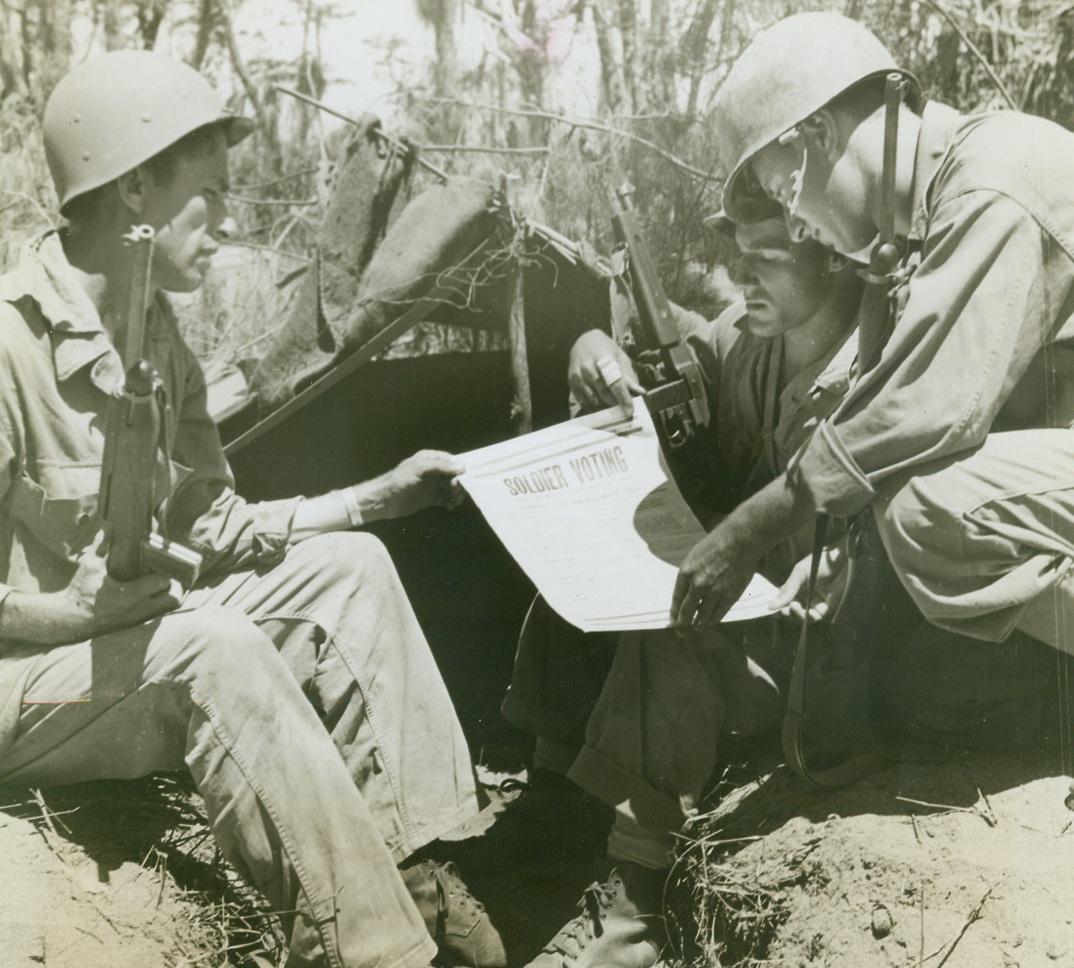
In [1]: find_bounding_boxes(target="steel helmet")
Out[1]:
[703,198,782,237]
[43,50,254,214]
[714,12,920,222]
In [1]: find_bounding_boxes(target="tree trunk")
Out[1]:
[102,0,124,50]
[137,0,168,49]
[190,0,216,68]
[516,0,545,110]
[683,0,721,117]
[591,0,627,114]
[431,0,460,97]
[716,0,735,62]
[219,0,261,112]
[1,1,28,99]
[32,0,74,100]
[647,0,674,111]
[617,0,639,113]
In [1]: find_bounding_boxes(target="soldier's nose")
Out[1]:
[217,215,237,241]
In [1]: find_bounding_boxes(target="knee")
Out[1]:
[172,607,277,677]
[286,531,399,587]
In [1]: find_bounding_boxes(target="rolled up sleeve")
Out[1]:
[162,342,301,575]
[0,355,20,613]
[789,189,1073,516]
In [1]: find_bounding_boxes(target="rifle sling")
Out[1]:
[781,514,883,788]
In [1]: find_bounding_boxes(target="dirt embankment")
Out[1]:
[683,747,1074,967]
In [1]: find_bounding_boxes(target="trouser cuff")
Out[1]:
[568,743,685,833]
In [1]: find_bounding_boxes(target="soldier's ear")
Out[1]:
[115,167,147,214]
[801,110,842,164]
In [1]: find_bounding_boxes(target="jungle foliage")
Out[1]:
[2,0,1073,329]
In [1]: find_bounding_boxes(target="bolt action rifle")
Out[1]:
[98,225,203,586]
[611,185,710,446]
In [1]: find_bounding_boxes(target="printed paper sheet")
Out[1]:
[459,399,777,632]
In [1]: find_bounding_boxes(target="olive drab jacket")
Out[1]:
[789,102,1074,517]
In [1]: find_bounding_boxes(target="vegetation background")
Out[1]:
[3,0,1074,370]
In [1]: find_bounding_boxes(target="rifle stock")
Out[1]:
[98,226,202,587]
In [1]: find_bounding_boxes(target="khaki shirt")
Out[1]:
[676,302,856,575]
[0,232,300,622]
[791,102,1074,515]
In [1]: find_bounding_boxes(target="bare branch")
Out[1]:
[919,0,1017,109]
[424,97,719,183]
[423,144,551,155]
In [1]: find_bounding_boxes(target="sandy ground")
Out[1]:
[0,811,217,966]
[4,748,1073,968]
[682,745,1074,967]
[0,777,264,968]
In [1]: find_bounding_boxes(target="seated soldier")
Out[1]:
[497,205,1069,968]
[501,212,863,968]
[0,52,505,968]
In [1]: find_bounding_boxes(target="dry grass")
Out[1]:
[676,827,790,968]
[0,94,56,269]
[2,774,286,966]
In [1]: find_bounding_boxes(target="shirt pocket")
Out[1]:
[8,461,102,560]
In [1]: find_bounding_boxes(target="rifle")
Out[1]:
[781,73,910,789]
[610,185,710,446]
[858,72,908,374]
[98,225,203,586]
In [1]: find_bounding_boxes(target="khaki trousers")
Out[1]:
[504,601,791,832]
[875,429,1074,650]
[0,532,478,968]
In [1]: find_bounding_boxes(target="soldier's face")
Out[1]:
[751,127,876,258]
[732,219,835,337]
[139,128,235,293]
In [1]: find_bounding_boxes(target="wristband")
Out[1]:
[342,487,364,528]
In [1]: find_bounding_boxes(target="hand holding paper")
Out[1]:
[459,399,776,632]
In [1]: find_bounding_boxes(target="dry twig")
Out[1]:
[933,882,999,968]
[896,794,996,827]
[423,97,720,183]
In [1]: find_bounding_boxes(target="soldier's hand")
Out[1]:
[568,330,643,411]
[770,544,848,624]
[361,450,466,521]
[671,525,758,632]
[8,534,183,645]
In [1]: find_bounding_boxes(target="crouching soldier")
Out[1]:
[0,51,505,968]
[683,13,1074,681]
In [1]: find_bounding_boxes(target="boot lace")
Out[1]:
[545,880,615,957]
[435,860,486,920]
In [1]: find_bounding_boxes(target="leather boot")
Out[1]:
[400,858,507,968]
[524,861,666,968]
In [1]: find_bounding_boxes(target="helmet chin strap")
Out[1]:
[789,145,808,217]
[773,126,810,223]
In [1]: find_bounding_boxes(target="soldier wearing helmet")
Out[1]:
[0,51,506,968]
[677,13,1074,670]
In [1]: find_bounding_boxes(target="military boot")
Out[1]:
[525,861,666,968]
[400,858,507,968]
